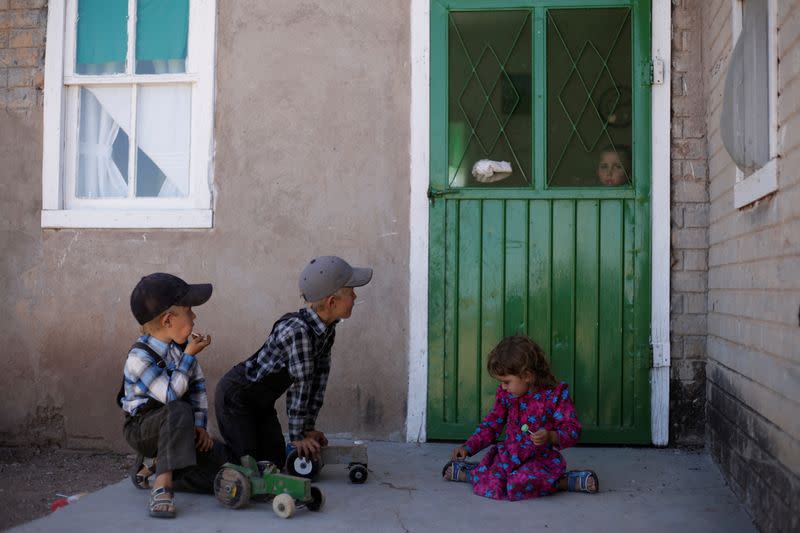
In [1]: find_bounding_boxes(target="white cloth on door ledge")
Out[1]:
[472,159,513,182]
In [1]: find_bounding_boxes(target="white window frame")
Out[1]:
[731,0,778,209]
[41,0,216,229]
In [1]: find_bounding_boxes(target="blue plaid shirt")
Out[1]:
[245,308,335,441]
[121,334,208,428]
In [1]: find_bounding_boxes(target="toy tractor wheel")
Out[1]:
[306,486,325,512]
[272,493,296,519]
[214,467,251,509]
[348,464,368,484]
[286,449,318,479]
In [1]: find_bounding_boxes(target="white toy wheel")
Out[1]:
[286,449,318,478]
[292,455,314,477]
[272,493,296,519]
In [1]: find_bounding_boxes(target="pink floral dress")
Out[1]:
[462,382,581,500]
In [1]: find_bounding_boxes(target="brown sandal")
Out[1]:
[130,455,156,490]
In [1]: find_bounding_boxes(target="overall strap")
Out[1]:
[117,341,168,408]
[131,341,167,369]
[242,312,309,366]
[269,311,307,335]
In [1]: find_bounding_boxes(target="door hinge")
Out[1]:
[645,57,665,86]
[650,340,670,368]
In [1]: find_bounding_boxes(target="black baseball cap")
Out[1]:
[130,273,213,325]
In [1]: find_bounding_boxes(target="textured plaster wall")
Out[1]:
[702,0,800,531]
[210,0,411,444]
[0,1,411,450]
[0,0,57,445]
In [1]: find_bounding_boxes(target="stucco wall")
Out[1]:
[0,1,411,450]
[0,0,54,444]
[702,0,800,531]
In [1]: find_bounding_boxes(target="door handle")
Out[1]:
[427,186,447,205]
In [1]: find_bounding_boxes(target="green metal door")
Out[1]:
[427,0,651,443]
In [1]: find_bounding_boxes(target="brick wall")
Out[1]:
[0,0,47,114]
[702,0,800,531]
[670,0,709,445]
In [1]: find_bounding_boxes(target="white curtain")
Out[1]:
[137,85,191,197]
[78,88,128,197]
[79,85,190,198]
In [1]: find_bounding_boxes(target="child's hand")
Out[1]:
[185,333,211,355]
[451,446,469,460]
[292,437,322,460]
[194,427,213,452]
[530,429,554,446]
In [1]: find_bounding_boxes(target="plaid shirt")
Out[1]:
[121,334,208,428]
[244,308,336,441]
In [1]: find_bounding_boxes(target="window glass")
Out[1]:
[76,0,128,74]
[77,87,131,197]
[136,0,190,74]
[135,85,191,197]
[547,8,632,187]
[448,10,532,188]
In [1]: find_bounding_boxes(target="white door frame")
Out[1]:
[406,0,671,445]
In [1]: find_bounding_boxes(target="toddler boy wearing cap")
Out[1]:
[121,273,227,518]
[215,256,373,468]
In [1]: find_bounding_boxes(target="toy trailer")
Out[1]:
[286,441,369,483]
[214,456,324,518]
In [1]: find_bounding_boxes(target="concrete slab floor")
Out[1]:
[8,442,757,533]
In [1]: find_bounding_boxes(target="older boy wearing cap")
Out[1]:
[121,273,227,518]
[215,256,372,469]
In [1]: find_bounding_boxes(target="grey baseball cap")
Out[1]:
[299,256,373,302]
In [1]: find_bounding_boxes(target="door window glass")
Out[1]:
[448,10,532,188]
[547,8,632,187]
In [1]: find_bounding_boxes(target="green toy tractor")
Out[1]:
[214,456,324,518]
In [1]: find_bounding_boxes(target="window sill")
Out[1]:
[734,159,778,209]
[41,209,213,229]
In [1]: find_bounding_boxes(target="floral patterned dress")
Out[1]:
[462,382,581,500]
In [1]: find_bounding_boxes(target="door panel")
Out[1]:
[575,200,600,427]
[428,0,651,444]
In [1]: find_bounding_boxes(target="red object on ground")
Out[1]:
[50,498,69,512]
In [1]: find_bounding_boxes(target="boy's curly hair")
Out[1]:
[487,335,557,389]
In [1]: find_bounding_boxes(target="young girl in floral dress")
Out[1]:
[442,335,598,500]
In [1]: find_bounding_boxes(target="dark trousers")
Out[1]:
[215,364,291,469]
[123,400,227,493]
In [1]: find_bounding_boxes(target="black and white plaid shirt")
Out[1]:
[244,307,336,441]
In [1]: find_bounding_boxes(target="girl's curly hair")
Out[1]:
[487,335,556,389]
